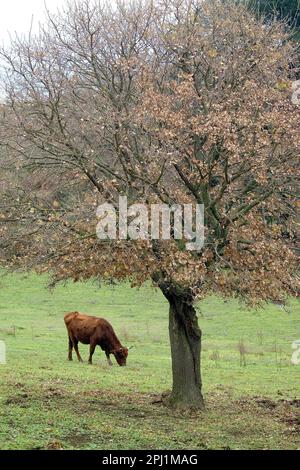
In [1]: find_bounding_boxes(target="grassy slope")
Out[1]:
[0,272,299,450]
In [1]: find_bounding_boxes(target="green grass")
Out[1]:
[0,272,299,450]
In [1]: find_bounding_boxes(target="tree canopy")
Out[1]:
[247,0,300,40]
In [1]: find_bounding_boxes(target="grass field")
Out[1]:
[0,271,299,450]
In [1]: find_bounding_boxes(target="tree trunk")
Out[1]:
[163,290,205,410]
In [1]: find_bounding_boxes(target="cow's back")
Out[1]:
[64,312,115,345]
[65,312,108,328]
[64,311,79,326]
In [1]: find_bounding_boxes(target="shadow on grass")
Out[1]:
[2,382,300,450]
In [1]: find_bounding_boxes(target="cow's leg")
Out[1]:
[105,351,113,366]
[88,342,96,365]
[72,339,83,363]
[68,336,73,361]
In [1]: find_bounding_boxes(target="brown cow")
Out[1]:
[64,312,128,366]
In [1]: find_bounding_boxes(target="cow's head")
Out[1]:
[113,347,128,366]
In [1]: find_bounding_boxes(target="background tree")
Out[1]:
[0,0,299,410]
[247,0,300,40]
